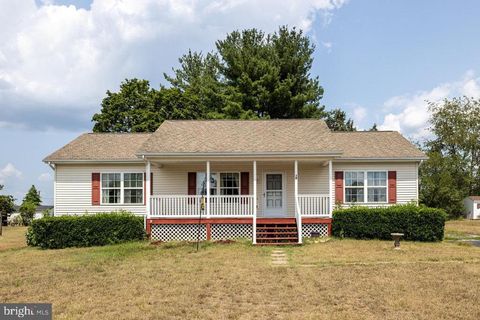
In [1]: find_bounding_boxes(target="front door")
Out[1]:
[264,173,286,217]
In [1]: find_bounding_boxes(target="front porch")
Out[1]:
[144,159,334,244]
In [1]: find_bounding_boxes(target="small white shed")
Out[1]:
[463,196,480,219]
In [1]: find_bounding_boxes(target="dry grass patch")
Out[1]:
[0,227,27,250]
[0,237,479,320]
[446,219,480,238]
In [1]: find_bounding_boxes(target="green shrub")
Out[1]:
[19,202,36,226]
[27,212,146,249]
[332,204,447,242]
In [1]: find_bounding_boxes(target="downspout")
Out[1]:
[47,162,56,216]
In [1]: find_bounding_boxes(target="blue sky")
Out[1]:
[1,0,479,204]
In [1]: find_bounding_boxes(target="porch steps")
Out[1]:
[256,221,299,245]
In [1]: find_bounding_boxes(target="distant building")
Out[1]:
[463,197,480,219]
[9,204,54,222]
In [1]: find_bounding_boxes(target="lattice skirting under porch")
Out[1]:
[301,223,329,238]
[150,224,207,242]
[211,224,253,240]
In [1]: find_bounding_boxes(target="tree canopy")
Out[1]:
[92,26,358,132]
[419,96,480,217]
[324,109,355,131]
[23,185,41,206]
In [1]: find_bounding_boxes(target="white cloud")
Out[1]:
[38,172,53,182]
[321,41,333,53]
[379,70,480,141]
[352,106,367,124]
[0,163,23,184]
[0,0,347,131]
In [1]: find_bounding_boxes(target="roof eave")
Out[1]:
[336,157,428,161]
[43,159,145,164]
[137,151,343,158]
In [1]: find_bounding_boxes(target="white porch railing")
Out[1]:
[298,194,330,217]
[150,195,254,218]
[210,195,254,217]
[150,195,202,217]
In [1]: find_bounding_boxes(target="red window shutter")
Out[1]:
[335,171,344,204]
[92,173,100,205]
[188,172,196,195]
[240,172,249,195]
[388,171,397,203]
[150,172,153,196]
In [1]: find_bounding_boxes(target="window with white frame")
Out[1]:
[219,173,240,195]
[367,171,387,202]
[345,171,364,203]
[124,173,144,204]
[196,172,240,195]
[196,172,217,195]
[344,171,387,203]
[101,173,143,204]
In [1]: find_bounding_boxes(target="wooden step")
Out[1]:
[256,242,300,246]
[256,226,297,230]
[255,220,299,245]
[256,231,298,235]
[257,237,298,241]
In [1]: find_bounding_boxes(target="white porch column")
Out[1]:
[253,160,257,244]
[146,160,151,217]
[294,160,302,244]
[328,160,333,217]
[206,161,211,218]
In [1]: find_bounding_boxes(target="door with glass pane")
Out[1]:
[264,173,286,216]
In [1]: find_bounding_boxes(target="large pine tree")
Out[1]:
[92,26,356,132]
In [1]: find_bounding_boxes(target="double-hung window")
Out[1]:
[102,173,121,204]
[101,173,143,204]
[345,171,364,203]
[124,173,144,204]
[219,173,240,195]
[367,172,387,202]
[196,172,217,196]
[345,171,387,203]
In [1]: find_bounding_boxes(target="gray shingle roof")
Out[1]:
[44,120,426,162]
[331,131,426,159]
[43,133,152,162]
[137,120,339,154]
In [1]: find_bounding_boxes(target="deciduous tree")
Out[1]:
[0,194,15,234]
[420,97,480,217]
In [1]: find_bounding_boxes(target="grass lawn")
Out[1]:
[445,219,480,239]
[0,224,479,320]
[0,226,27,250]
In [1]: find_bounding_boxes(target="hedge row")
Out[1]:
[332,204,447,242]
[26,212,146,249]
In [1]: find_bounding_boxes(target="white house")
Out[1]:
[463,196,480,219]
[43,119,426,244]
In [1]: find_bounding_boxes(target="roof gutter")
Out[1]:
[335,157,428,162]
[42,159,145,164]
[46,162,55,170]
[137,151,344,158]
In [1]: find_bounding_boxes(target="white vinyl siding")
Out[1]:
[55,164,146,216]
[330,162,419,208]
[54,160,420,216]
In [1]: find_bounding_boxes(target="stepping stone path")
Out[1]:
[271,249,288,266]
